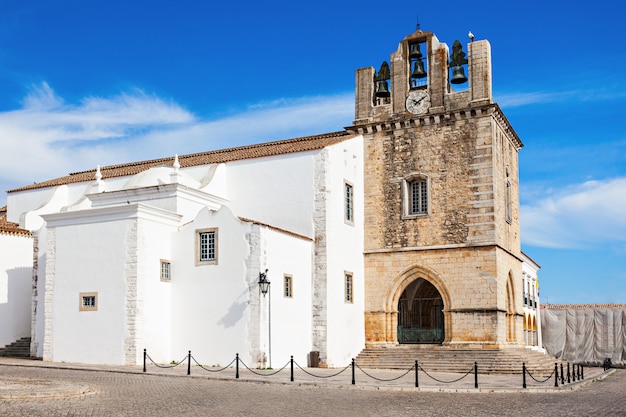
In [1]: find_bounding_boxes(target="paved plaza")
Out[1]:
[0,358,624,416]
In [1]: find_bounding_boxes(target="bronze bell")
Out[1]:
[450,65,468,84]
[375,80,390,98]
[409,43,423,60]
[411,59,427,79]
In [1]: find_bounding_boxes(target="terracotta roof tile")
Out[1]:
[9,131,352,193]
[0,206,32,237]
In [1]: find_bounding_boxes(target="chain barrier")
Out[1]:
[526,367,556,383]
[145,351,188,369]
[354,361,415,382]
[293,361,351,378]
[190,355,237,373]
[238,358,290,377]
[142,349,586,390]
[418,364,474,384]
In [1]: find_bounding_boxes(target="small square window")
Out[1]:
[161,260,171,281]
[284,274,293,298]
[344,272,353,303]
[196,228,218,265]
[79,292,98,311]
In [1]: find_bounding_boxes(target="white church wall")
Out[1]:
[261,227,313,367]
[169,206,252,366]
[226,152,317,238]
[45,218,133,364]
[134,215,176,364]
[0,233,33,347]
[322,137,365,366]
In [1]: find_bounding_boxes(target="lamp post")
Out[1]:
[258,269,271,368]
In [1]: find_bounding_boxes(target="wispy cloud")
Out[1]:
[0,83,353,204]
[521,177,626,249]
[496,86,626,108]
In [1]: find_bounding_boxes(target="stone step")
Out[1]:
[354,346,566,374]
[0,337,31,358]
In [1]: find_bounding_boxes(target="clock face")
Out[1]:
[406,90,430,114]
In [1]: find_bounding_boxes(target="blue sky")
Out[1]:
[0,0,625,304]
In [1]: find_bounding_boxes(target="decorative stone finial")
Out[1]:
[173,154,180,172]
[95,165,102,182]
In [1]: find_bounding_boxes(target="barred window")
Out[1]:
[79,292,98,311]
[345,272,353,303]
[402,173,430,218]
[196,228,218,265]
[345,182,354,224]
[284,275,293,298]
[410,179,428,215]
[161,260,171,281]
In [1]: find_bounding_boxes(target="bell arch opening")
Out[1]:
[397,278,444,344]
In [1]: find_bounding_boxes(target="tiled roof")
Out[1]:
[0,206,32,237]
[9,131,352,193]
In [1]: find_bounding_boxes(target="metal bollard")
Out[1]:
[581,365,584,380]
[236,353,239,379]
[290,356,294,382]
[560,363,565,385]
[415,360,419,388]
[351,359,355,385]
[187,351,191,376]
[567,363,571,384]
[143,349,147,373]
[474,362,478,389]
[554,363,559,387]
[522,363,526,389]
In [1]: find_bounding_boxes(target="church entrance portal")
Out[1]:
[397,278,444,344]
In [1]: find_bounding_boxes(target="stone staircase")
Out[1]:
[355,345,566,375]
[0,337,31,358]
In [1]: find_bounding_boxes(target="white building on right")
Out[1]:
[521,252,542,350]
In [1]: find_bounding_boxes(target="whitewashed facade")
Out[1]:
[521,252,543,350]
[0,221,33,349]
[6,133,365,367]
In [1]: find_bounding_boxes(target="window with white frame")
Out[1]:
[79,292,98,311]
[160,260,171,281]
[402,173,429,218]
[344,271,353,303]
[284,274,293,298]
[196,228,218,265]
[344,181,354,225]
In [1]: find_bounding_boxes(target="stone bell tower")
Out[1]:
[348,29,525,348]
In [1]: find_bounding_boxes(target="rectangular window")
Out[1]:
[160,260,171,281]
[284,274,293,298]
[344,181,354,224]
[410,180,428,215]
[79,292,98,311]
[345,272,353,303]
[402,174,429,219]
[196,228,218,265]
[505,180,512,224]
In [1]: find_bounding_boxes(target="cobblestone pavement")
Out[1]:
[0,360,624,416]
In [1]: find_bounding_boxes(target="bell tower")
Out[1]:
[349,29,525,348]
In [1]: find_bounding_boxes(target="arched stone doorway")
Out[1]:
[397,278,444,344]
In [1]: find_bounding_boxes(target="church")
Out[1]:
[1,28,542,367]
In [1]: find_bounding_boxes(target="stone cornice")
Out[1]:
[42,203,182,228]
[347,103,523,150]
[365,241,524,263]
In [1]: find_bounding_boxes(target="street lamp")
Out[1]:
[258,269,271,368]
[258,269,270,296]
